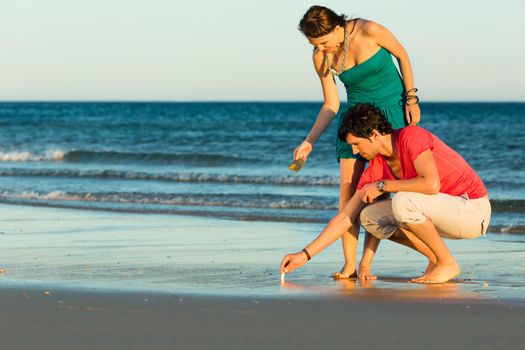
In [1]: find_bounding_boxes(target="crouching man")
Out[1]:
[280,103,491,283]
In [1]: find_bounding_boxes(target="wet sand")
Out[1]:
[1,203,524,299]
[0,204,524,349]
[0,288,524,350]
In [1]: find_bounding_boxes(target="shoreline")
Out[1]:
[0,197,523,232]
[1,202,524,301]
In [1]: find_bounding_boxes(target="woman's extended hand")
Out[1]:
[405,103,421,126]
[280,251,308,274]
[293,140,313,161]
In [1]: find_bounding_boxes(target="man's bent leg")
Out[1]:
[359,200,399,240]
[390,228,437,275]
[392,192,491,240]
[392,192,465,283]
[401,221,460,283]
[360,200,438,276]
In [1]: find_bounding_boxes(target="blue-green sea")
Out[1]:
[0,102,523,234]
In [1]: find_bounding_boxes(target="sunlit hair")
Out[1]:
[338,104,393,140]
[298,5,347,38]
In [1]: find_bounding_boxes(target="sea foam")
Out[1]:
[0,150,65,162]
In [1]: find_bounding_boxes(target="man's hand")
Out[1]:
[360,182,382,203]
[280,251,308,274]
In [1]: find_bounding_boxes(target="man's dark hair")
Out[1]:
[338,103,393,141]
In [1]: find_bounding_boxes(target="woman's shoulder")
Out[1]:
[357,19,384,36]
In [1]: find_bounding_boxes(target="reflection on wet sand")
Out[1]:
[280,276,484,301]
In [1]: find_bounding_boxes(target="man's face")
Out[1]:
[345,132,380,160]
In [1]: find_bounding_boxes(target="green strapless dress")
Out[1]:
[336,47,406,161]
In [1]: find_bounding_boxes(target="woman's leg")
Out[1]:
[333,158,366,279]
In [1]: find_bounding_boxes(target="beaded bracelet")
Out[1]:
[406,95,420,106]
[405,87,418,96]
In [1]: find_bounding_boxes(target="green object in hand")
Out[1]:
[289,159,305,172]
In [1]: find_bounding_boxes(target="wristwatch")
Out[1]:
[377,181,385,193]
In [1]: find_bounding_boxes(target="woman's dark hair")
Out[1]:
[298,5,347,38]
[338,103,393,141]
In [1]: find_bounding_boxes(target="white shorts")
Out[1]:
[359,192,491,240]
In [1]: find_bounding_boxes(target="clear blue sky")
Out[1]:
[1,0,524,101]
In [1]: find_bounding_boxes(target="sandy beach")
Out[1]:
[0,203,524,349]
[1,0,524,345]
[1,288,524,350]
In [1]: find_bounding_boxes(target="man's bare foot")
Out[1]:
[0,269,6,274]
[357,265,377,280]
[412,260,461,284]
[410,261,437,283]
[333,265,357,279]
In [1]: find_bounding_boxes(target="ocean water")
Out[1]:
[0,102,523,234]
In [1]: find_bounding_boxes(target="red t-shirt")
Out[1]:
[357,126,487,199]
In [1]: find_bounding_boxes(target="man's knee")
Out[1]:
[359,201,397,240]
[392,192,426,225]
[359,205,377,228]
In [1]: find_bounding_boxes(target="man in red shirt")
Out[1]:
[280,104,491,284]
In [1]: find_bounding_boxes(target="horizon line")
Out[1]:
[0,100,524,104]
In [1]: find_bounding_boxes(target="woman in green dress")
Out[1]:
[292,5,421,280]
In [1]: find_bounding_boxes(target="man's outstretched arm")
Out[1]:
[280,191,366,274]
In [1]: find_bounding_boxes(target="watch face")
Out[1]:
[377,181,385,192]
